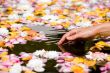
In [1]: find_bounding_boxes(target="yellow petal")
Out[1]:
[71,65,84,73]
[84,59,96,67]
[72,57,84,64]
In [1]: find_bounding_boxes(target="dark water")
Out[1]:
[9,29,66,54]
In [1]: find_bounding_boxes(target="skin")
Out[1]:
[58,22,110,45]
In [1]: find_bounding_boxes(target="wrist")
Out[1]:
[95,23,110,37]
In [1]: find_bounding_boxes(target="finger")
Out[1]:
[58,31,72,45]
[66,33,82,41]
[58,29,78,45]
[58,34,68,45]
[66,29,78,37]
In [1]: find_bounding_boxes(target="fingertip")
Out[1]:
[58,38,66,45]
[57,40,62,45]
[57,42,61,45]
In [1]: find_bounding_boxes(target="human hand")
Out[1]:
[58,26,99,45]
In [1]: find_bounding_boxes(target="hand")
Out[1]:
[58,26,99,45]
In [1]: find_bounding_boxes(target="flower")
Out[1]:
[0,36,4,41]
[2,60,13,67]
[72,57,85,64]
[27,58,46,72]
[76,21,92,27]
[84,59,96,67]
[44,51,60,59]
[19,31,28,37]
[94,41,110,50]
[1,0,110,73]
[22,66,35,73]
[33,49,60,59]
[100,62,110,73]
[105,62,110,70]
[71,65,84,73]
[106,55,110,61]
[33,49,46,57]
[0,41,5,47]
[16,37,26,44]
[55,25,63,29]
[0,28,9,36]
[85,51,108,61]
[10,54,20,63]
[8,14,19,20]
[9,63,22,73]
[11,24,23,29]
[20,52,32,61]
[37,0,52,4]
[55,62,72,73]
[106,12,110,17]
[68,25,78,30]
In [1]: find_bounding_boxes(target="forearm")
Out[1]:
[96,22,110,37]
